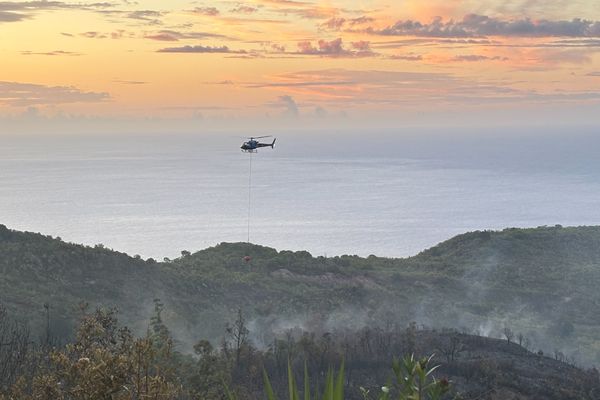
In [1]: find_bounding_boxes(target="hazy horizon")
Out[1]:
[2,128,600,259]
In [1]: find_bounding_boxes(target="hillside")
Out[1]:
[261,328,600,400]
[1,224,600,365]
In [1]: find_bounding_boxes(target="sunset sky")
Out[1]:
[2,0,600,131]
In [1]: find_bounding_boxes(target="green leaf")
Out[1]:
[288,359,295,400]
[222,378,238,400]
[263,368,277,400]
[304,360,311,400]
[334,361,345,400]
[321,368,333,400]
[425,364,441,377]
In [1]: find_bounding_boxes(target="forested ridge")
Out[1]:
[1,223,600,366]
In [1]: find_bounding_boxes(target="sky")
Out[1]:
[2,0,600,132]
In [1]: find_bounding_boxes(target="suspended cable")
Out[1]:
[247,151,253,243]
[240,136,275,248]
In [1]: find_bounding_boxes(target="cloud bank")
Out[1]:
[157,45,246,54]
[368,14,600,38]
[0,81,109,107]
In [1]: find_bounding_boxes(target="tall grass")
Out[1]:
[224,354,449,400]
[261,359,345,400]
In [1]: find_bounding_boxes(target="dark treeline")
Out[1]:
[1,302,599,400]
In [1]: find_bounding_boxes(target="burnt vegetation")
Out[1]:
[1,223,600,398]
[0,305,598,399]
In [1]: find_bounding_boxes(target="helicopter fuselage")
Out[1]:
[241,138,276,152]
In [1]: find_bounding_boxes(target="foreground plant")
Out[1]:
[1,308,181,400]
[225,354,449,400]
[361,354,450,400]
[224,359,344,400]
[262,359,344,400]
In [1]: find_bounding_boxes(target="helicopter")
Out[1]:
[241,136,276,153]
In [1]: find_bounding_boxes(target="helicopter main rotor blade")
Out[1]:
[247,135,272,139]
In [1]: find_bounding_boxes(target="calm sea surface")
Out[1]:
[1,130,599,259]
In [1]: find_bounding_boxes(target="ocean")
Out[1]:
[1,128,600,259]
